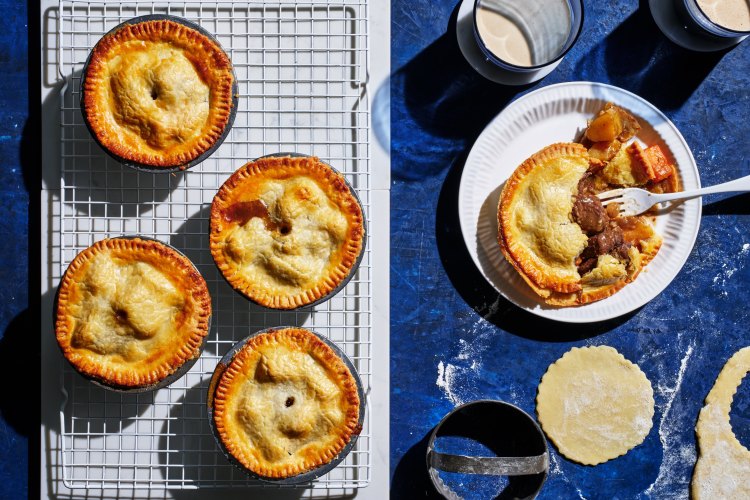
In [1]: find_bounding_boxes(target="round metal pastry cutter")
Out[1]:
[427,400,549,499]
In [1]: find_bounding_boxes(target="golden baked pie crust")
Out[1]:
[55,238,211,388]
[498,143,650,306]
[212,328,361,479]
[82,19,234,168]
[498,143,596,294]
[209,156,365,309]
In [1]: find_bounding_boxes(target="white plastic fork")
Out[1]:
[597,174,750,216]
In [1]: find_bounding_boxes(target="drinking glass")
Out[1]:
[678,0,750,40]
[472,0,584,73]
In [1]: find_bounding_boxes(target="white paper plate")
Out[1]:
[458,82,701,323]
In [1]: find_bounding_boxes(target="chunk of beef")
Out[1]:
[572,194,609,234]
[575,224,630,275]
[588,223,625,256]
[615,242,631,260]
[577,256,599,275]
[577,171,597,195]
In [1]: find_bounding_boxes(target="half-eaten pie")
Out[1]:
[211,327,361,479]
[497,104,680,306]
[82,18,234,168]
[210,156,365,309]
[55,237,212,389]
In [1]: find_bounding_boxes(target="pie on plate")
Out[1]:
[497,103,680,306]
[55,237,211,390]
[210,327,361,479]
[210,155,365,309]
[82,17,235,169]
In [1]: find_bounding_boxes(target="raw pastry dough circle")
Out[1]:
[692,346,750,499]
[536,346,654,465]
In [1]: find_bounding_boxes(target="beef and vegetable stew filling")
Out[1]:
[572,174,631,276]
[568,103,680,281]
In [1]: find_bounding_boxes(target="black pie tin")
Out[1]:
[427,400,549,500]
[212,153,367,310]
[206,326,366,484]
[54,235,212,393]
[79,14,239,173]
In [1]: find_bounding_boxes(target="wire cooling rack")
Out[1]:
[56,0,371,490]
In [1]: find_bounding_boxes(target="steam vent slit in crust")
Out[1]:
[82,18,235,168]
[212,327,361,479]
[54,237,212,390]
[210,155,366,309]
[497,103,680,306]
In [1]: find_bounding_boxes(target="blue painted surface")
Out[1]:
[391,0,750,498]
[0,0,29,498]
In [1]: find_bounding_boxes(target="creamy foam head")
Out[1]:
[475,0,572,67]
[696,0,750,32]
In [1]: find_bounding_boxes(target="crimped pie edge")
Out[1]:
[211,327,361,479]
[209,155,366,309]
[55,237,212,389]
[497,142,657,306]
[497,142,592,296]
[82,19,234,168]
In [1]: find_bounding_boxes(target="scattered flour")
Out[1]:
[712,243,750,291]
[548,452,588,500]
[436,361,465,406]
[644,342,697,498]
[456,338,470,361]
[713,262,737,288]
[435,319,495,406]
[482,295,503,319]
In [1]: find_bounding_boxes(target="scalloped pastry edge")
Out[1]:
[536,346,655,466]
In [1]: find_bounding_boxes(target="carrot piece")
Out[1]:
[643,145,674,182]
[626,142,652,184]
